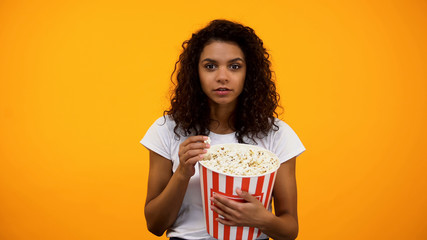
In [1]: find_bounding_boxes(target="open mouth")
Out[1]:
[214,88,231,91]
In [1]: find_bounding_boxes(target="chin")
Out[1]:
[212,99,237,106]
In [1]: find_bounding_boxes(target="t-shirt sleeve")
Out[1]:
[271,120,306,164]
[140,117,173,160]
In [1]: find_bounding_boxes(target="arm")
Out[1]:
[260,156,299,239]
[211,157,298,240]
[144,136,209,236]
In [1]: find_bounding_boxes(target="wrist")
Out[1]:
[257,213,299,240]
[174,165,192,181]
[257,210,276,232]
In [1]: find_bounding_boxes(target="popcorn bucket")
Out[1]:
[199,144,280,240]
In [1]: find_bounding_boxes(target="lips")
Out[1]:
[213,87,231,96]
[214,87,231,91]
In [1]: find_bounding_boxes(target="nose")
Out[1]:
[216,66,229,83]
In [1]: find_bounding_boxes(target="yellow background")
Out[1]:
[1,0,426,239]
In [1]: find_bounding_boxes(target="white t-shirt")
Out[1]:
[141,116,305,240]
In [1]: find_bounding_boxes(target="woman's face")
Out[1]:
[198,41,246,109]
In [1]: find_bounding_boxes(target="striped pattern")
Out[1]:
[200,164,277,240]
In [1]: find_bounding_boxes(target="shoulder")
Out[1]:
[141,115,180,160]
[260,118,305,163]
[141,115,178,145]
[270,118,296,136]
[270,118,304,142]
[273,118,291,128]
[151,115,176,131]
[148,115,191,142]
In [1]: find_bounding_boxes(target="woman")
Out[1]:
[141,19,305,240]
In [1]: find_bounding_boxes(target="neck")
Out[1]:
[208,102,236,134]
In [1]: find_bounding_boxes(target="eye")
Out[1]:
[204,63,216,70]
[229,64,241,70]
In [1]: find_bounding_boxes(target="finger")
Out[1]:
[210,204,233,221]
[212,194,240,212]
[236,188,257,203]
[216,216,237,226]
[183,142,210,153]
[180,137,210,156]
[182,149,207,162]
[185,153,206,165]
[183,135,209,146]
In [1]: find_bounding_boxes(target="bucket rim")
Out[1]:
[198,143,280,178]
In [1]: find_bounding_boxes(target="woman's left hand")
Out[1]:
[210,188,271,228]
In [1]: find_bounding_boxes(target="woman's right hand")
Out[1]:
[177,135,210,179]
[145,136,210,236]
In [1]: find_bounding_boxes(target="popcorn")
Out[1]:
[204,137,211,145]
[200,143,279,176]
[199,143,280,239]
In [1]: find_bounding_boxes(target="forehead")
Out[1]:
[199,41,245,61]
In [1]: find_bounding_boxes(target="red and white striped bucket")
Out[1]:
[199,144,279,240]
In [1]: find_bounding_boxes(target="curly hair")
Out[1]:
[164,19,280,143]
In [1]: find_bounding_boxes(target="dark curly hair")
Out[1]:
[164,19,280,143]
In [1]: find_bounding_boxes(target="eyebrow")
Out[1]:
[200,58,245,63]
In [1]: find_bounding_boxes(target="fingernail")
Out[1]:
[200,154,205,159]
[203,136,209,140]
